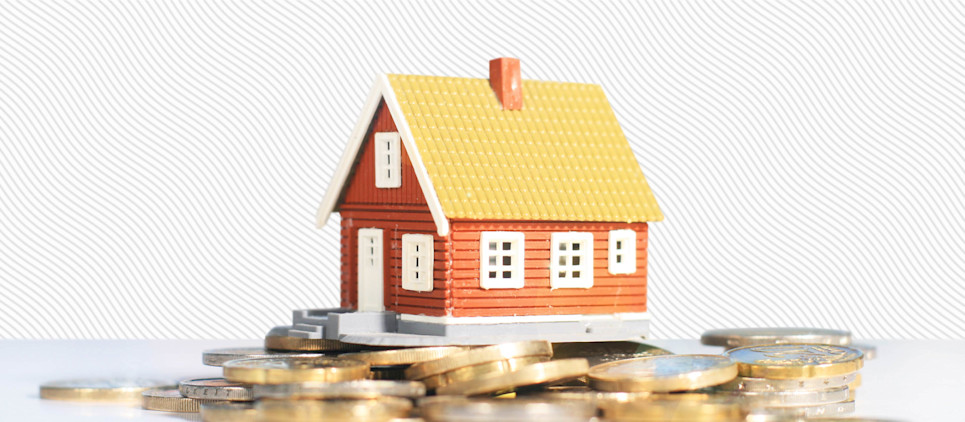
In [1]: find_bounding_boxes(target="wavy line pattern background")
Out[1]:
[1,0,963,340]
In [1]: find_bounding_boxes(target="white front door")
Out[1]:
[357,228,384,312]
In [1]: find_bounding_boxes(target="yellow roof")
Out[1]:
[386,74,663,223]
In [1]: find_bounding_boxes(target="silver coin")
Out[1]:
[738,386,849,407]
[202,347,321,367]
[253,380,426,400]
[850,343,877,361]
[803,399,856,417]
[701,328,851,349]
[717,373,857,392]
[178,378,253,401]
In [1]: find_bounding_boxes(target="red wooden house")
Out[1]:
[315,59,662,341]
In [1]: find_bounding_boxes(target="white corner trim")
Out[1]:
[399,312,652,325]
[379,74,450,237]
[315,74,450,237]
[316,75,386,228]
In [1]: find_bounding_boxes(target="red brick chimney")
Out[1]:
[489,58,522,110]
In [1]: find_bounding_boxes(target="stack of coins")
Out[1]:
[41,326,886,421]
[722,344,864,419]
[587,354,746,421]
[405,341,585,394]
[341,345,468,380]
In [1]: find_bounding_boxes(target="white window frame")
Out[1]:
[479,231,525,289]
[550,232,594,289]
[374,132,401,188]
[401,234,434,292]
[608,229,637,275]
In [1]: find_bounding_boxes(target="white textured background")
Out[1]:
[1,0,963,340]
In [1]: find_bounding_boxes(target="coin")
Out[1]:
[517,385,652,405]
[716,372,857,392]
[800,399,856,418]
[200,401,257,422]
[39,378,168,402]
[254,380,426,400]
[342,346,469,366]
[142,388,221,413]
[552,341,673,367]
[599,395,746,422]
[850,343,877,361]
[738,386,850,407]
[203,347,322,367]
[405,341,552,380]
[421,356,549,390]
[437,359,590,396]
[420,397,597,422]
[223,356,370,384]
[265,326,366,352]
[588,355,738,393]
[724,344,863,379]
[701,328,851,349]
[256,397,412,422]
[179,377,253,401]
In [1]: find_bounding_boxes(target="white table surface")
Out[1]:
[1,339,959,421]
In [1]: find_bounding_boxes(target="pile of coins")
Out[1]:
[702,328,870,420]
[38,326,881,421]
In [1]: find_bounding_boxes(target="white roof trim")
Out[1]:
[316,74,450,237]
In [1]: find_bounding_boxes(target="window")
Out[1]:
[608,229,636,275]
[402,234,434,292]
[374,132,401,188]
[480,232,525,289]
[550,232,594,289]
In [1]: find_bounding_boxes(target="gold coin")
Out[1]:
[256,397,412,422]
[254,380,426,400]
[223,356,369,384]
[200,402,257,422]
[588,355,738,393]
[265,334,366,352]
[600,395,746,422]
[518,385,652,405]
[142,388,221,413]
[552,341,673,367]
[405,341,551,380]
[39,378,168,402]
[342,346,468,366]
[437,358,590,396]
[724,344,863,379]
[420,356,548,390]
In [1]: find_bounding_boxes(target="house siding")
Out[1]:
[338,101,450,315]
[447,220,648,317]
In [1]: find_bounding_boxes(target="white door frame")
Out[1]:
[357,228,385,312]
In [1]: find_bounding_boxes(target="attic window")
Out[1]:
[374,132,401,188]
[550,232,594,289]
[608,229,636,274]
[402,234,434,292]
[480,232,525,289]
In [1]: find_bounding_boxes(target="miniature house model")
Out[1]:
[305,58,662,345]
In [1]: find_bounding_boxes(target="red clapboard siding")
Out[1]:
[340,100,426,207]
[340,210,451,316]
[336,99,452,317]
[447,220,648,317]
[452,304,647,318]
